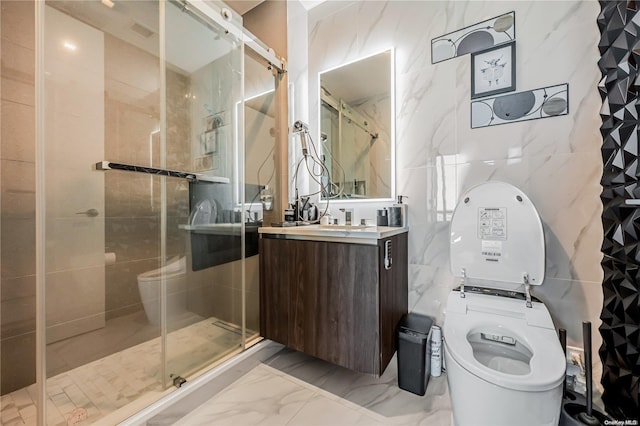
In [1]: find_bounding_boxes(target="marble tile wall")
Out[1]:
[104,33,191,320]
[0,0,37,394]
[289,0,603,353]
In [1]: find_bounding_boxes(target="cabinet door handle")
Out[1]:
[384,240,392,270]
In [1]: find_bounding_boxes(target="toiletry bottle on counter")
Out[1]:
[376,208,388,226]
[388,195,407,227]
[431,325,442,377]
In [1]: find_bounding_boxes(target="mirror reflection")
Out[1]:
[320,50,393,200]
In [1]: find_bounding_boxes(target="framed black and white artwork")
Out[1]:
[471,41,516,99]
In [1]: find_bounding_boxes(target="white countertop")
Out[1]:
[259,224,408,244]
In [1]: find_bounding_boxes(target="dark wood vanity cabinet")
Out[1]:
[259,232,408,376]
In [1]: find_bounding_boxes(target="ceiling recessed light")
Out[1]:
[101,0,115,8]
[63,41,77,51]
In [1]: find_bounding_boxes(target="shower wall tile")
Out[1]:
[105,173,156,217]
[105,79,159,116]
[45,266,106,342]
[188,278,234,323]
[0,217,35,280]
[185,258,244,324]
[103,33,191,321]
[45,218,105,272]
[0,332,35,395]
[105,258,160,320]
[166,69,192,171]
[104,217,187,263]
[0,1,34,50]
[0,0,37,397]
[1,39,35,107]
[1,275,35,338]
[0,159,35,217]
[44,167,103,221]
[105,35,159,98]
[0,101,35,162]
[104,99,160,167]
[105,217,162,261]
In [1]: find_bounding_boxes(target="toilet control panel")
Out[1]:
[481,332,516,346]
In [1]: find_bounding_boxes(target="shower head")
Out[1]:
[293,120,309,156]
[298,132,309,156]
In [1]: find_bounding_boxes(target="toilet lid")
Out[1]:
[444,292,565,392]
[450,181,545,286]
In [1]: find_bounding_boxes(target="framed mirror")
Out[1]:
[319,49,394,200]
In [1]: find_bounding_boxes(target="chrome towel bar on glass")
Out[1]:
[95,161,230,184]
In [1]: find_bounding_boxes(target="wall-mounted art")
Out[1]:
[431,12,515,64]
[471,42,515,99]
[471,83,568,128]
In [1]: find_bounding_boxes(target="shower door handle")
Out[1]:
[75,209,99,217]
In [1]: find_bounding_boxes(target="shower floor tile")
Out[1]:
[2,316,242,426]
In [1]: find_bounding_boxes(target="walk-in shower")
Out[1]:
[0,1,283,424]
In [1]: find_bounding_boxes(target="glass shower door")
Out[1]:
[162,1,245,384]
[42,2,165,424]
[39,1,246,424]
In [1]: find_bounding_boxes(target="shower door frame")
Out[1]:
[33,0,287,424]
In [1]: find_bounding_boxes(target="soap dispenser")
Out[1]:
[389,195,407,227]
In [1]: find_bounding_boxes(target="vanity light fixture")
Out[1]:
[101,0,115,8]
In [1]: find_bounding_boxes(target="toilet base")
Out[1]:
[140,292,188,326]
[445,350,562,426]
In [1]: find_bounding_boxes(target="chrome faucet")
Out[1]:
[339,208,353,226]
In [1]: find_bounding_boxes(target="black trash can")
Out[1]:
[397,313,433,396]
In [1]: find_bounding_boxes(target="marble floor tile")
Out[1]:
[286,393,367,426]
[165,344,452,426]
[173,364,317,426]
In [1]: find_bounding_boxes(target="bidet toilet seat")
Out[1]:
[445,182,564,426]
[450,181,545,287]
[444,291,565,392]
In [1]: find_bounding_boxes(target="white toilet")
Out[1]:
[443,181,566,426]
[137,256,188,325]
